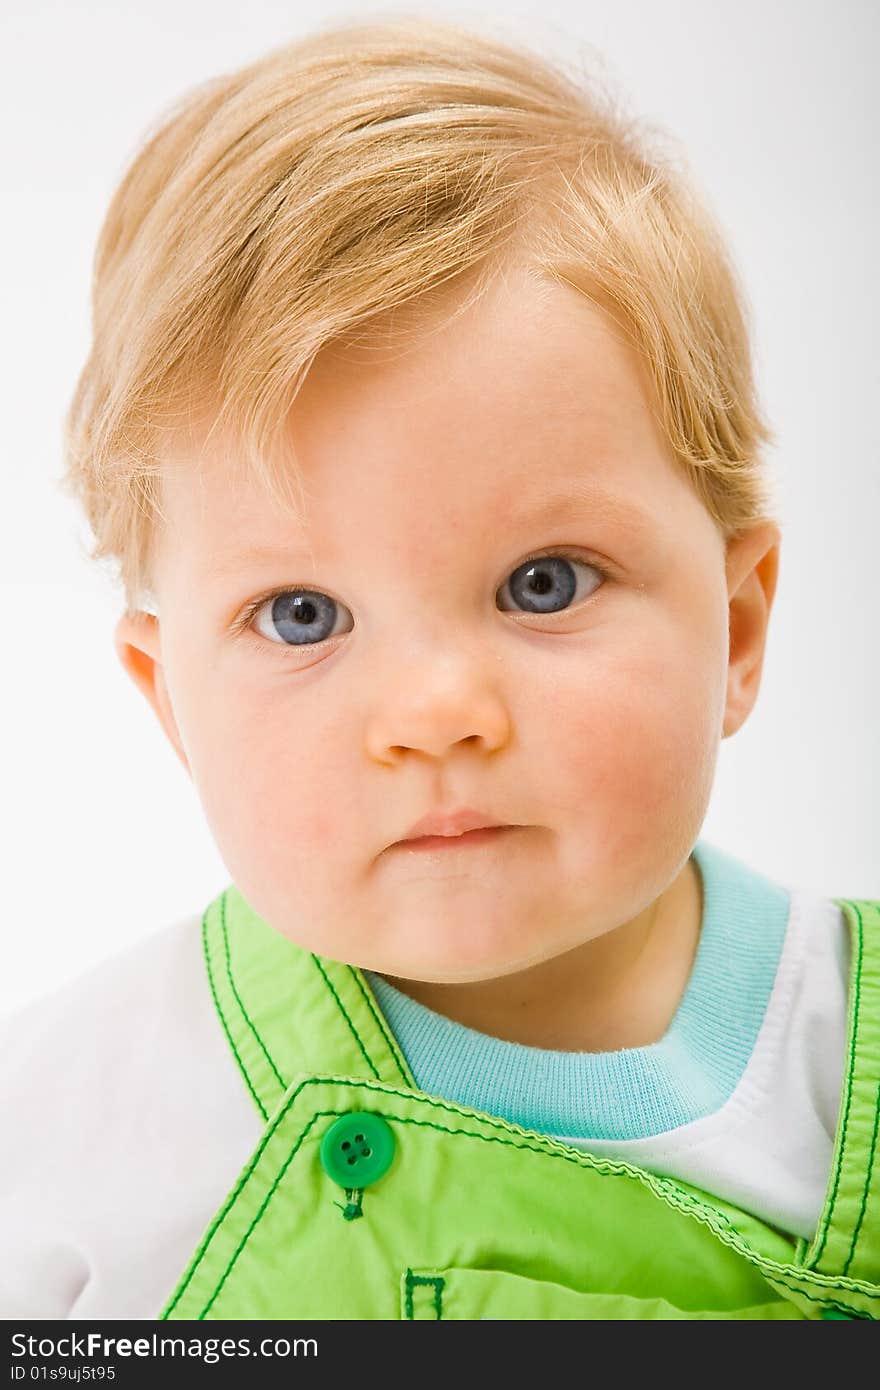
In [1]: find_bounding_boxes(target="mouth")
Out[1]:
[392,826,521,852]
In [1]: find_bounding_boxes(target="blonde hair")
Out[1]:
[61,12,779,615]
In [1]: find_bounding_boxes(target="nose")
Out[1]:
[364,648,511,765]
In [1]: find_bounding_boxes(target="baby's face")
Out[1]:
[126,263,772,983]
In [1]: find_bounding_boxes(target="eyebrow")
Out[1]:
[207,484,651,576]
[206,541,316,577]
[508,484,653,536]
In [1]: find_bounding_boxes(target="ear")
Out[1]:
[722,522,782,739]
[114,611,191,775]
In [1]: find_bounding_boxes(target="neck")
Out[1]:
[379,855,703,1051]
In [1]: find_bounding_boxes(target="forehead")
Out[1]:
[156,263,692,573]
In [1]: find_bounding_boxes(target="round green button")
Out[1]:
[320,1112,396,1188]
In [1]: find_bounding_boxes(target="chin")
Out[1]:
[374,937,553,987]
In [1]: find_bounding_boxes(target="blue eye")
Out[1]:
[252,590,353,646]
[497,554,605,615]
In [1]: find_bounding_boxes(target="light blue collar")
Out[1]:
[364,839,791,1140]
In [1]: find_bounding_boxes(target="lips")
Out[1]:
[399,807,509,843]
[397,825,516,852]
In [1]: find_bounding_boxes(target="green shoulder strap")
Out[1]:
[202,883,416,1123]
[799,896,880,1285]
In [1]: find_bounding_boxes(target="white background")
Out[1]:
[1,0,877,1015]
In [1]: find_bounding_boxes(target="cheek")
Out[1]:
[182,681,349,883]
[541,625,724,848]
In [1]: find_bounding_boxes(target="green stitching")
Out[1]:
[214,898,396,1116]
[160,1075,313,1319]
[310,956,381,1080]
[341,1188,363,1223]
[331,1188,363,1220]
[347,965,413,1087]
[203,907,268,1123]
[198,1113,325,1319]
[843,1075,880,1277]
[161,908,272,1318]
[220,890,287,1096]
[822,1303,870,1320]
[811,900,864,1268]
[164,1080,879,1319]
[840,901,880,1278]
[404,1269,444,1320]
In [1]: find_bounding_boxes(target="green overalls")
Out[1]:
[160,885,880,1320]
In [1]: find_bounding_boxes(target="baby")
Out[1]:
[2,15,877,1322]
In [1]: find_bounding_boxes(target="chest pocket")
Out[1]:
[402,1268,805,1320]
